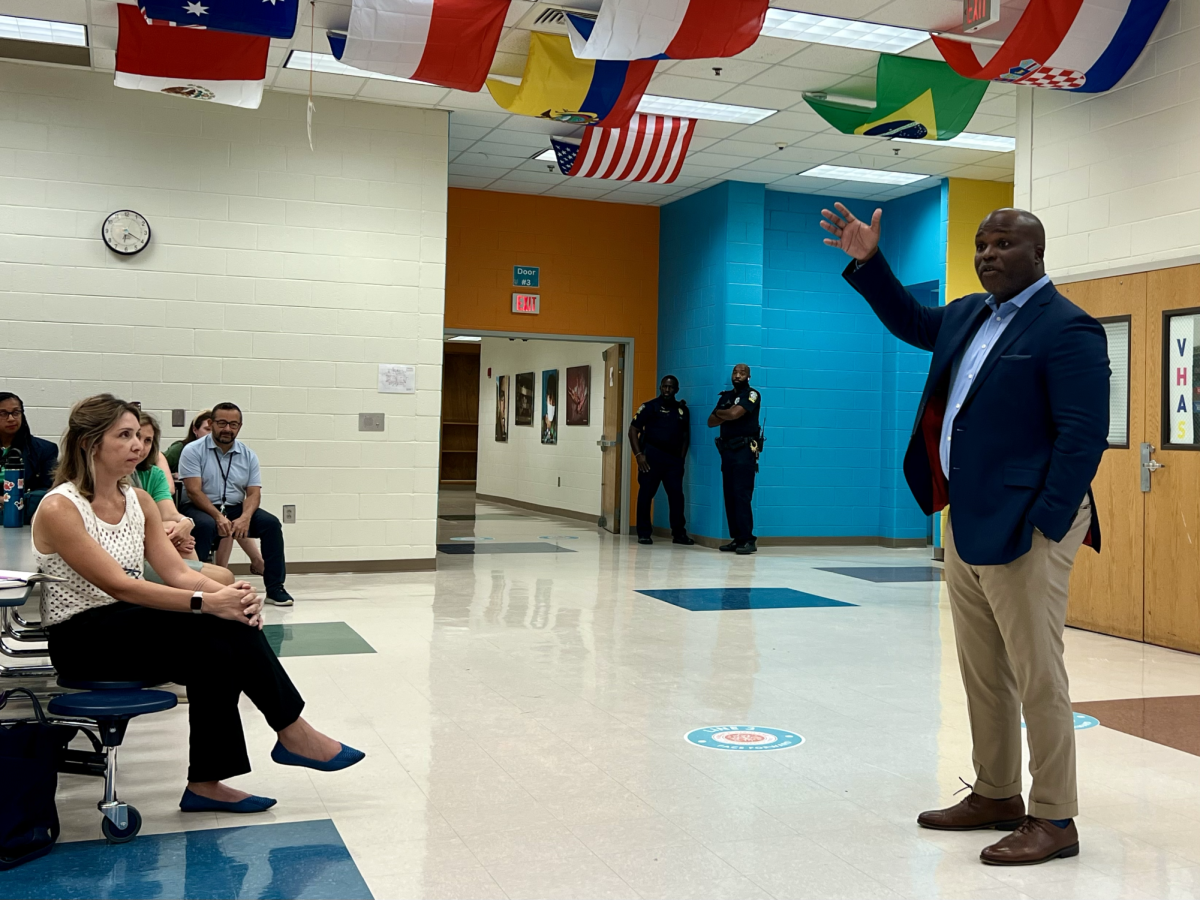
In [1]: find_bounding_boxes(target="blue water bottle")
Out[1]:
[2,448,24,528]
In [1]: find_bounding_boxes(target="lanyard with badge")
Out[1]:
[211,447,235,514]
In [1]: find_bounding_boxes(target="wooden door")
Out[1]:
[1059,275,1146,641]
[1143,267,1200,653]
[599,344,625,533]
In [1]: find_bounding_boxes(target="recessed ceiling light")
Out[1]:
[447,335,482,342]
[798,164,929,185]
[637,95,775,124]
[284,50,426,84]
[760,10,927,53]
[893,132,1016,152]
[533,149,557,161]
[0,14,87,46]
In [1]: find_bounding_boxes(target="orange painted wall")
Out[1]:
[445,187,660,519]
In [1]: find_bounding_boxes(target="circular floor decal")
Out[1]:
[1021,713,1099,731]
[685,726,804,751]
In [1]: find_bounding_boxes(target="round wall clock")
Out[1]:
[102,210,151,255]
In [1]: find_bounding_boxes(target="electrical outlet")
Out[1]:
[358,413,385,432]
[281,505,296,524]
[172,409,185,428]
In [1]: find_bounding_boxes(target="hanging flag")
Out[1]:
[487,32,655,127]
[551,114,695,183]
[115,5,268,109]
[139,0,298,39]
[328,0,510,92]
[933,0,1169,93]
[565,0,767,61]
[804,55,986,141]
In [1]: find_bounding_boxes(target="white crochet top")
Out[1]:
[34,482,145,627]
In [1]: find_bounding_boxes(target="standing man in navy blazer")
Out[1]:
[822,203,1109,866]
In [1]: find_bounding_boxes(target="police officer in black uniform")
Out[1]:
[708,363,762,555]
[629,375,695,546]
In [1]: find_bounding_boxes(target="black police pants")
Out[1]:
[185,503,286,592]
[636,445,686,539]
[48,602,305,783]
[720,445,757,545]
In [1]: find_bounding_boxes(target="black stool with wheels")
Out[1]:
[48,679,177,843]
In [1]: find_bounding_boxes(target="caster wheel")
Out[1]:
[101,806,141,844]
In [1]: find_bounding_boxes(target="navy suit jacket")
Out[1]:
[845,253,1110,566]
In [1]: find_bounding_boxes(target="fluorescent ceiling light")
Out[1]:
[760,10,927,53]
[638,95,775,124]
[533,149,557,161]
[894,132,1016,152]
[0,14,87,46]
[284,50,426,84]
[798,164,929,185]
[447,335,482,342]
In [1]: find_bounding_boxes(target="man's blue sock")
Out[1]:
[1048,818,1072,828]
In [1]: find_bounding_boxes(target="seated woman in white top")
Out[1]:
[33,394,364,815]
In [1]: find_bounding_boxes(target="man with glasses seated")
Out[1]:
[179,402,293,607]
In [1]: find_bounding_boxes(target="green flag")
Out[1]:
[804,55,988,141]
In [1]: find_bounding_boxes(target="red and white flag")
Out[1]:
[332,0,510,92]
[567,0,767,61]
[115,4,269,109]
[551,114,696,184]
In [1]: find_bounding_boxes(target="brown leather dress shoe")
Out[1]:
[981,817,1079,865]
[917,792,1026,831]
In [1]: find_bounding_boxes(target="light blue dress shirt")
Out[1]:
[940,274,1051,478]
[178,433,261,508]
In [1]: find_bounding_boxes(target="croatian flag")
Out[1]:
[551,114,696,183]
[115,5,268,108]
[139,0,298,39]
[567,0,767,61]
[932,0,1170,92]
[329,0,510,92]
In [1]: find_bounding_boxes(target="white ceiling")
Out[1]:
[1,0,1017,205]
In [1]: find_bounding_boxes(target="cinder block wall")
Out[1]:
[0,62,448,566]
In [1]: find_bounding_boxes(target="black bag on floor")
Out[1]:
[0,688,76,870]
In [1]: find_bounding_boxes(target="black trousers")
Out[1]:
[48,603,304,783]
[636,445,686,539]
[721,445,757,545]
[186,503,286,591]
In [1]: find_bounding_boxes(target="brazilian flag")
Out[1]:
[805,56,988,141]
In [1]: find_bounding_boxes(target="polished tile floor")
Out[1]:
[42,491,1200,899]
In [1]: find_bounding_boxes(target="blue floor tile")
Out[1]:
[818,566,944,582]
[1,819,372,900]
[637,588,857,611]
[437,542,575,554]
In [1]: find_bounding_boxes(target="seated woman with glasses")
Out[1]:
[32,394,364,814]
[1,392,59,524]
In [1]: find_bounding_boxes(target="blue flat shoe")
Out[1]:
[179,788,276,814]
[270,741,365,772]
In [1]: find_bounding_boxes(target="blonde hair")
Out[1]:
[54,394,143,501]
[136,411,162,473]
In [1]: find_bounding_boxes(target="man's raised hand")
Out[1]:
[820,202,882,262]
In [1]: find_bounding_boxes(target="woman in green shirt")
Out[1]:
[136,413,233,586]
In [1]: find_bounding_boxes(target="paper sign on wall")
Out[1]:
[378,363,416,394]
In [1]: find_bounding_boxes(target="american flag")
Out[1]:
[550,114,696,184]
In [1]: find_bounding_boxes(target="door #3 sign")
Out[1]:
[513,265,539,288]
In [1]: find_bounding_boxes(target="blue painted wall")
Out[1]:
[653,181,947,542]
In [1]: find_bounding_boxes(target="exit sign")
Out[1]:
[963,0,999,32]
[512,292,540,314]
[513,265,539,288]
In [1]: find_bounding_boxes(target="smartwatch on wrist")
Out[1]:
[191,590,204,615]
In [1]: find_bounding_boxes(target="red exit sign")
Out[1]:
[512,292,540,314]
[963,0,999,32]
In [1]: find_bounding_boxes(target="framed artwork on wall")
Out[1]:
[495,375,509,442]
[566,365,590,426]
[515,372,534,426]
[541,369,558,445]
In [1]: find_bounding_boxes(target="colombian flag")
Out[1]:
[486,32,655,128]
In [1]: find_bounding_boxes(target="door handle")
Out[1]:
[597,439,619,448]
[1140,443,1164,492]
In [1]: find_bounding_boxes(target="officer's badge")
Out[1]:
[749,391,759,403]
[678,408,684,416]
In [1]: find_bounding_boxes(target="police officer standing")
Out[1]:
[629,375,695,546]
[708,363,762,555]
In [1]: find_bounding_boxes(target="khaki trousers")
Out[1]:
[943,499,1091,819]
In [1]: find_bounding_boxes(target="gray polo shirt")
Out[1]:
[178,434,261,508]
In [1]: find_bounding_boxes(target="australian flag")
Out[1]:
[139,0,297,40]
